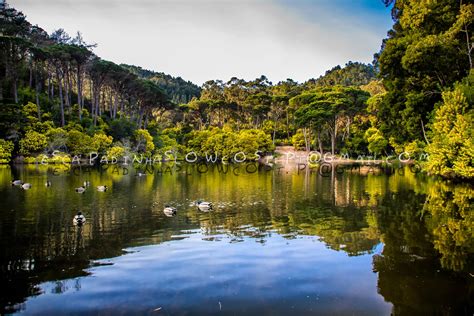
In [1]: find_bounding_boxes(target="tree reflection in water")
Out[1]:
[0,164,472,314]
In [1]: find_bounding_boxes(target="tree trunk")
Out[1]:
[98,90,103,117]
[68,69,73,107]
[47,74,51,100]
[50,74,54,99]
[144,111,149,129]
[77,65,82,121]
[35,66,41,121]
[330,131,335,156]
[92,87,98,126]
[303,127,309,152]
[272,119,277,145]
[137,107,144,129]
[58,71,65,126]
[29,63,33,88]
[318,130,323,155]
[65,79,70,109]
[13,78,18,103]
[109,90,113,119]
[330,117,338,156]
[113,94,119,119]
[89,80,93,113]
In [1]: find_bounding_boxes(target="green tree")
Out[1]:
[134,129,155,155]
[304,62,377,88]
[365,127,388,155]
[19,130,47,156]
[66,130,93,156]
[424,87,474,179]
[0,139,14,163]
[46,127,68,152]
[377,0,473,142]
[292,86,369,155]
[92,133,113,154]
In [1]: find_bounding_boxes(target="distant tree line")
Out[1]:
[0,1,472,179]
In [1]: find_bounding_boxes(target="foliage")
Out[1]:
[121,64,201,104]
[342,115,371,155]
[0,139,14,163]
[424,87,474,179]
[46,127,68,153]
[291,129,306,151]
[292,86,370,155]
[134,129,155,155]
[404,140,425,159]
[376,0,473,142]
[1,1,473,183]
[66,130,94,156]
[304,62,377,88]
[186,128,273,159]
[106,146,126,161]
[19,130,47,156]
[23,152,72,164]
[92,133,113,154]
[109,118,136,141]
[364,127,388,155]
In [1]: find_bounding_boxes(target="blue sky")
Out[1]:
[9,0,393,85]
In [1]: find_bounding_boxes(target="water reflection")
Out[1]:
[0,164,472,314]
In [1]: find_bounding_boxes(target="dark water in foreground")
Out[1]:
[0,164,472,315]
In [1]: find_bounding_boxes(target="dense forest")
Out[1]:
[120,64,201,104]
[0,0,472,179]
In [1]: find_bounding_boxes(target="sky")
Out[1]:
[8,0,393,85]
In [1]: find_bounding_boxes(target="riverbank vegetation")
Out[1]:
[0,1,473,179]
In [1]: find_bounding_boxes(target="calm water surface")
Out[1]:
[0,164,472,315]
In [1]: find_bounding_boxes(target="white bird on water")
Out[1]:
[195,200,212,211]
[11,180,22,186]
[97,185,108,192]
[163,206,177,217]
[75,186,86,193]
[73,211,86,226]
[21,183,32,190]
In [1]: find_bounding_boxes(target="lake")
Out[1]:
[0,163,472,315]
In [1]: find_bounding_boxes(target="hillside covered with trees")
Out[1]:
[120,64,201,104]
[0,0,473,179]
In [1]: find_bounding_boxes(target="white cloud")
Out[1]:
[9,0,392,85]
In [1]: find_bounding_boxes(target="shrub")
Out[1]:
[134,129,155,155]
[110,118,136,141]
[292,129,306,150]
[66,130,94,156]
[106,146,126,161]
[365,127,387,155]
[19,130,47,156]
[92,133,113,154]
[404,140,426,159]
[424,88,474,179]
[0,139,14,163]
[46,127,68,153]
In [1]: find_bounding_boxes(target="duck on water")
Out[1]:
[73,211,86,226]
[75,186,86,193]
[195,201,213,210]
[97,185,107,192]
[163,206,177,217]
